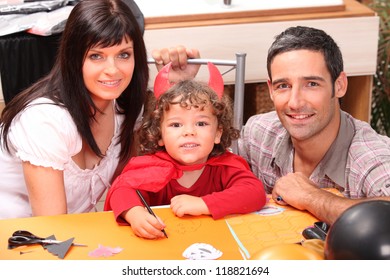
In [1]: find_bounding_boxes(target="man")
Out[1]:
[238,26,390,225]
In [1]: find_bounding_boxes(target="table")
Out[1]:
[0,198,318,260]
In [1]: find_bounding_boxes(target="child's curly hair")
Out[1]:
[138,79,240,157]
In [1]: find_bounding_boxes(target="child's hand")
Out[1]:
[123,206,166,239]
[170,195,210,217]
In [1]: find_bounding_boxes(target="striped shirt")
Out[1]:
[238,110,390,198]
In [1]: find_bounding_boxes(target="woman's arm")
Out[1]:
[23,161,67,216]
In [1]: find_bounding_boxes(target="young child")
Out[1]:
[104,63,266,239]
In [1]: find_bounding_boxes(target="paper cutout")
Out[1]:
[255,205,285,216]
[226,196,318,259]
[182,243,223,260]
[41,234,57,252]
[88,244,123,258]
[44,237,75,259]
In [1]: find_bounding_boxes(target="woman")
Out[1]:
[0,0,199,219]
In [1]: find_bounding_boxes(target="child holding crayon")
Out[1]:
[105,63,266,239]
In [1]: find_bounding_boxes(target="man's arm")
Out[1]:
[272,172,390,225]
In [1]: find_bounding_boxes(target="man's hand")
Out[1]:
[151,46,201,82]
[272,172,361,225]
[272,172,319,210]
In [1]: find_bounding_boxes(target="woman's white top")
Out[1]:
[0,97,124,219]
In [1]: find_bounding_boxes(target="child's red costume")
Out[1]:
[104,151,266,224]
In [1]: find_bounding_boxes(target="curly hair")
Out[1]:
[138,80,239,157]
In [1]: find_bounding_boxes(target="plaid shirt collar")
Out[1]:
[272,111,355,187]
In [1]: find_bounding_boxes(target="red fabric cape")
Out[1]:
[104,151,249,211]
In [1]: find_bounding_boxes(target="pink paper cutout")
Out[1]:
[88,244,123,258]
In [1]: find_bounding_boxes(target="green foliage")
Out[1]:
[368,0,390,136]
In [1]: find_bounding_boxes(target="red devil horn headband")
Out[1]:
[153,62,224,99]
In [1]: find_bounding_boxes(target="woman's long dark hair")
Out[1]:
[1,0,149,175]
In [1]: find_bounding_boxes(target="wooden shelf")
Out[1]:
[143,0,378,122]
[143,0,373,30]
